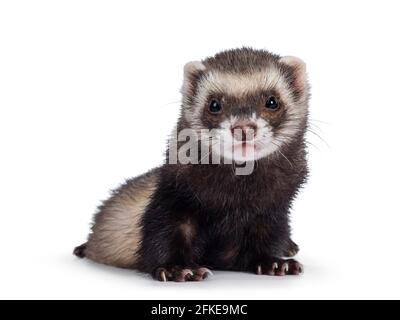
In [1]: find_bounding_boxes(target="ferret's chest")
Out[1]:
[193,174,284,214]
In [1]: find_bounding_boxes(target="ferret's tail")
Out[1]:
[73,243,87,258]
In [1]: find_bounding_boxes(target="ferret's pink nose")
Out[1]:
[231,122,257,142]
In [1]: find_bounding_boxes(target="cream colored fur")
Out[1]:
[84,170,158,268]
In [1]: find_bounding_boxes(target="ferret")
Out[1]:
[74,48,310,281]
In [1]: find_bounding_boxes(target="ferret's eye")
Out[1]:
[209,100,222,114]
[265,96,279,111]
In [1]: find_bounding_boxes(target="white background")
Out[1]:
[1,0,399,300]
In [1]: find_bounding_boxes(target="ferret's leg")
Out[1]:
[136,194,212,282]
[244,213,303,276]
[137,217,213,282]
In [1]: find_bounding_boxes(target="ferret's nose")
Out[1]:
[231,122,257,142]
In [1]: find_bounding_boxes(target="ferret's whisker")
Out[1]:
[307,128,330,148]
[277,150,293,168]
[199,141,219,163]
[157,100,182,108]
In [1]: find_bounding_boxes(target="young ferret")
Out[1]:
[74,48,310,282]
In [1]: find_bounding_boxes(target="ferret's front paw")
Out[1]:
[256,259,303,276]
[154,266,213,282]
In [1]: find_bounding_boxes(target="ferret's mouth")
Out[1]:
[233,141,257,158]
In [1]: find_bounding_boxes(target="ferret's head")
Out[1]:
[180,48,309,162]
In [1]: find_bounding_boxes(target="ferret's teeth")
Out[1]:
[160,271,167,282]
[272,262,279,270]
[257,265,262,275]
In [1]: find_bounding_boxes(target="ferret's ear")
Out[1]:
[279,56,308,96]
[181,61,206,98]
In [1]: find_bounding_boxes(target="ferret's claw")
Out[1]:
[257,265,262,275]
[256,259,303,276]
[192,267,213,281]
[154,268,170,282]
[283,263,289,273]
[276,262,289,276]
[184,269,194,277]
[176,269,194,282]
[160,271,167,282]
[202,269,213,279]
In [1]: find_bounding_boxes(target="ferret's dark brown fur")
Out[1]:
[75,48,310,281]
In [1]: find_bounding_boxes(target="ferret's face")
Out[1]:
[181,52,309,162]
